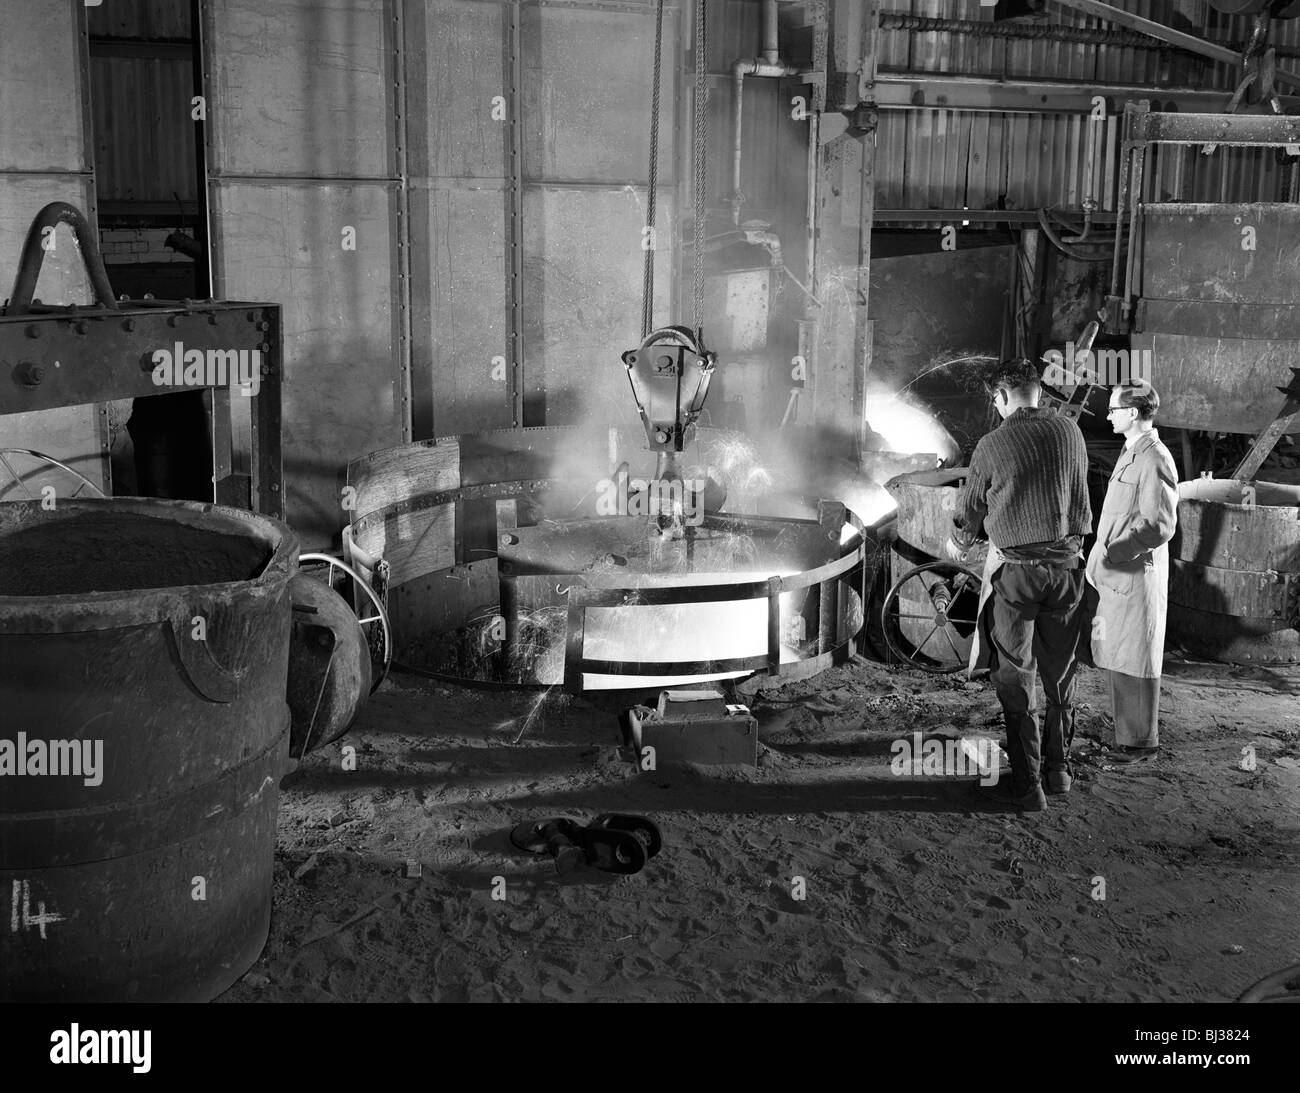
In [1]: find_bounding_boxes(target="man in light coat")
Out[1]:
[1086,381,1179,761]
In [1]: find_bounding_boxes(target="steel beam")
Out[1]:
[0,300,284,517]
[872,72,1300,115]
[874,208,1117,224]
[1131,107,1300,145]
[826,0,865,112]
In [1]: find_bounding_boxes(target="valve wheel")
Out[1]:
[880,560,982,674]
[0,448,105,501]
[299,552,393,693]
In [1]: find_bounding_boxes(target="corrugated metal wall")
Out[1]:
[89,53,196,206]
[875,0,1300,216]
[86,0,191,38]
[86,0,196,212]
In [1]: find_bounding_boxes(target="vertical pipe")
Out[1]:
[392,0,413,443]
[761,0,779,65]
[190,0,212,298]
[508,1,525,427]
[732,63,750,225]
[805,111,818,289]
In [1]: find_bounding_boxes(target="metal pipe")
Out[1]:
[805,110,818,291]
[761,0,779,66]
[731,60,750,225]
[730,3,798,226]
[189,0,212,298]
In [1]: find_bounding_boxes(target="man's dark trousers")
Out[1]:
[987,562,1087,795]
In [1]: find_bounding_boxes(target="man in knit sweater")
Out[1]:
[945,358,1092,812]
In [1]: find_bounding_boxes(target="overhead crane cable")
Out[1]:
[692,0,707,330]
[641,0,666,341]
[641,0,708,341]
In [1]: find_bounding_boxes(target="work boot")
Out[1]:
[1044,769,1072,794]
[977,779,1048,812]
[1015,784,1048,812]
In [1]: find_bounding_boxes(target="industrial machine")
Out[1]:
[342,1,872,697]
[0,201,282,512]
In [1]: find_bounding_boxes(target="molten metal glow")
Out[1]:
[863,389,960,465]
[582,569,803,690]
[834,480,896,530]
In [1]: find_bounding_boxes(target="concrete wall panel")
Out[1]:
[408,0,509,180]
[211,181,401,541]
[0,0,86,173]
[412,180,512,436]
[522,3,678,185]
[209,0,394,179]
[522,185,674,428]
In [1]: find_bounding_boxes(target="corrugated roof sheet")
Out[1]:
[875,0,1298,217]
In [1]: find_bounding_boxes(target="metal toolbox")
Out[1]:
[622,689,758,767]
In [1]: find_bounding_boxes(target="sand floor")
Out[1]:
[218,653,1300,1003]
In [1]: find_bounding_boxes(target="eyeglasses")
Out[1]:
[1106,406,1135,417]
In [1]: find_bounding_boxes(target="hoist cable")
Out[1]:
[692,0,707,331]
[641,0,666,340]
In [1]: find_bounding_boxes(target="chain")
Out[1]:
[641,0,666,341]
[692,0,707,331]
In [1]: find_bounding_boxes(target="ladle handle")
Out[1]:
[166,618,243,703]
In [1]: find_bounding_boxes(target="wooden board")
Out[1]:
[347,438,461,521]
[346,439,460,587]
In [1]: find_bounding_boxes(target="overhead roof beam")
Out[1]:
[1050,0,1237,66]
[1051,0,1300,90]
[872,72,1300,114]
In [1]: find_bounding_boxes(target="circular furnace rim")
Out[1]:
[374,496,870,691]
